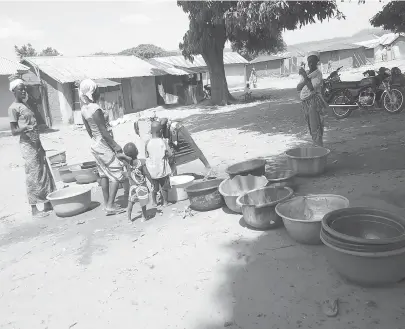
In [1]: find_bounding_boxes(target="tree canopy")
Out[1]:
[178,0,344,105]
[14,43,61,60]
[370,1,405,33]
[118,44,179,59]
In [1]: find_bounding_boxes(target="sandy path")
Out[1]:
[1,86,405,329]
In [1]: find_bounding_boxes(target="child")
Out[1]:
[123,142,150,222]
[145,121,172,207]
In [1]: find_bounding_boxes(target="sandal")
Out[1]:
[33,211,50,219]
[105,206,126,216]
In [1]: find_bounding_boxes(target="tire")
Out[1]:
[330,91,354,119]
[382,87,405,114]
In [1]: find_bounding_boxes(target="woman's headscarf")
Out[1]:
[9,78,25,92]
[79,79,98,104]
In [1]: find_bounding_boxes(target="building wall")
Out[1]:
[58,83,74,125]
[0,75,14,118]
[224,64,246,88]
[41,73,62,127]
[319,48,367,71]
[247,59,282,78]
[128,76,157,113]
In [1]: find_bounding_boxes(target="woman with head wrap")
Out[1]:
[8,76,56,218]
[80,79,129,216]
[297,51,327,147]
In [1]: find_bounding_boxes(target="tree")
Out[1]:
[370,2,405,33]
[14,43,37,60]
[118,44,179,59]
[178,1,344,105]
[39,47,61,56]
[14,44,61,60]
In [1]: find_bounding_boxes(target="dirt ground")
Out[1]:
[1,81,405,329]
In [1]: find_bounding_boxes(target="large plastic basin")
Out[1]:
[322,207,405,245]
[275,194,349,245]
[236,186,293,230]
[226,159,266,178]
[321,235,405,286]
[47,186,92,217]
[285,147,330,176]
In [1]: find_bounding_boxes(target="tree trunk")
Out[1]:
[203,47,232,106]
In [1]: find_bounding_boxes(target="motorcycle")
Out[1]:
[323,66,405,119]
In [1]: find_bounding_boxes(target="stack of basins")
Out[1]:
[221,158,295,231]
[321,207,405,286]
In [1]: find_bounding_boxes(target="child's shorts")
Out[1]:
[129,184,149,207]
[151,176,170,192]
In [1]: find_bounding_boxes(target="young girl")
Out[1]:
[123,142,150,222]
[145,121,172,207]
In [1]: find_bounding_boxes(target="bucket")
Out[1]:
[167,175,195,202]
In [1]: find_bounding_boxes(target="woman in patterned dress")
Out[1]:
[297,51,328,147]
[8,77,56,218]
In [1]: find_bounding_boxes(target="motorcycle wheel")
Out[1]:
[382,88,405,114]
[330,92,353,119]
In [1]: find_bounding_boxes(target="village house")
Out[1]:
[21,55,180,127]
[248,42,369,78]
[355,33,405,62]
[151,52,249,89]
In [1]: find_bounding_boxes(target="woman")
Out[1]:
[8,77,55,218]
[134,116,211,176]
[80,79,129,216]
[297,51,327,147]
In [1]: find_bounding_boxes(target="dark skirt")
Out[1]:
[301,93,327,146]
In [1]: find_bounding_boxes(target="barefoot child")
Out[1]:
[145,121,172,207]
[123,143,150,222]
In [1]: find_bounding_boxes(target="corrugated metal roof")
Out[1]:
[152,52,248,70]
[250,54,286,64]
[94,79,121,87]
[0,57,29,75]
[147,59,190,76]
[23,56,169,83]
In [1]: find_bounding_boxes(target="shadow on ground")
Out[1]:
[199,228,405,329]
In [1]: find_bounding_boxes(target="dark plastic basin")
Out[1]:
[322,207,405,245]
[185,179,224,211]
[226,159,266,178]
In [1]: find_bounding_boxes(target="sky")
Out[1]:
[0,0,387,62]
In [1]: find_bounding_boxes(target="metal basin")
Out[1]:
[285,147,330,176]
[321,236,405,286]
[322,207,405,245]
[275,194,349,245]
[185,179,224,211]
[236,186,293,230]
[226,159,266,178]
[47,185,92,217]
[266,170,296,190]
[219,175,268,213]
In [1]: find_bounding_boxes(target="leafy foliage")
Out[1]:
[370,1,405,33]
[14,44,61,60]
[39,47,61,56]
[118,44,179,59]
[178,1,344,60]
